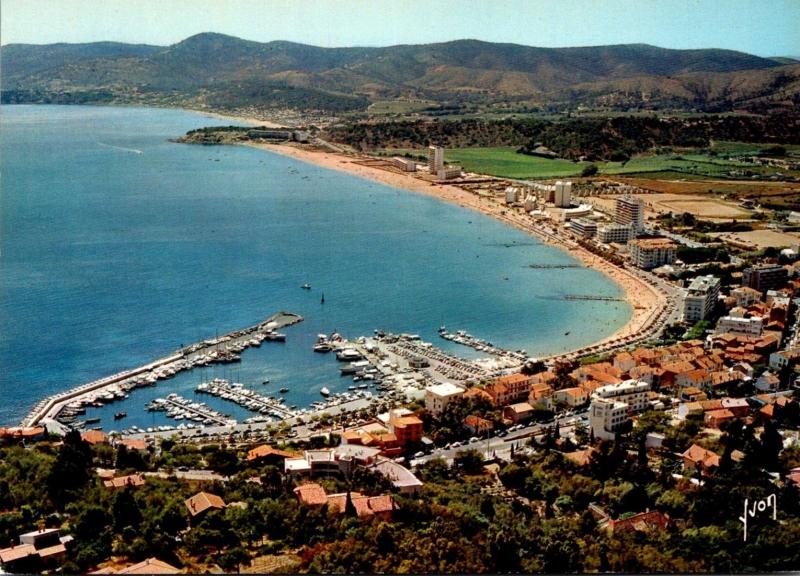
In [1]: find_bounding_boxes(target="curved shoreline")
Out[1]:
[242,142,671,358]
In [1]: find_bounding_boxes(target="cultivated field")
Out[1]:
[588,193,752,221]
[439,146,800,181]
[707,229,800,250]
[445,147,585,179]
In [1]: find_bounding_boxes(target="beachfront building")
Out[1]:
[391,157,417,172]
[683,275,720,323]
[716,315,764,337]
[554,180,572,207]
[427,146,444,173]
[742,265,789,294]
[615,194,645,232]
[425,383,465,415]
[597,223,634,245]
[569,217,598,238]
[437,166,462,180]
[629,238,677,269]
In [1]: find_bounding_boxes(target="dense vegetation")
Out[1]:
[2,401,799,574]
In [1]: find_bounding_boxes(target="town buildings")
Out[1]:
[425,383,465,415]
[615,194,645,232]
[742,265,789,294]
[629,238,678,269]
[597,223,634,244]
[683,275,720,322]
[554,180,572,208]
[427,145,444,173]
[569,217,598,238]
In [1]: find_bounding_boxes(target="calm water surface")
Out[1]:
[0,105,630,428]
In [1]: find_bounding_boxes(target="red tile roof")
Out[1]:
[682,444,720,468]
[103,474,145,489]
[81,430,108,445]
[185,491,225,516]
[116,558,180,574]
[246,445,294,461]
[294,483,328,506]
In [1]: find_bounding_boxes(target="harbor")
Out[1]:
[20,311,303,429]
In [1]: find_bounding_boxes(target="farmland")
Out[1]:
[438,146,800,181]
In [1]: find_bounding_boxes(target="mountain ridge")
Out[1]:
[2,33,797,113]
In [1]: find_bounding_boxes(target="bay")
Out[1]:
[0,105,629,428]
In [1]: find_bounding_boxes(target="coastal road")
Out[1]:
[411,411,588,466]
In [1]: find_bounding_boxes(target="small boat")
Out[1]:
[85,417,101,424]
[301,283,311,290]
[313,342,332,353]
[114,412,127,420]
[564,331,571,336]
[279,387,289,393]
[321,292,325,304]
[262,379,270,384]
[320,387,330,397]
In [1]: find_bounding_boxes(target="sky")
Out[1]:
[2,0,799,57]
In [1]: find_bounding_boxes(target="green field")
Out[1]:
[710,140,800,155]
[445,147,587,179]
[439,146,800,180]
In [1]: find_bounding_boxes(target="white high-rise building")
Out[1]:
[615,194,645,232]
[591,380,651,412]
[589,398,630,441]
[428,146,444,173]
[589,379,651,440]
[683,275,720,323]
[554,181,572,208]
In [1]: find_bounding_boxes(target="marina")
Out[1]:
[438,327,529,361]
[196,378,298,419]
[146,393,235,427]
[20,311,303,429]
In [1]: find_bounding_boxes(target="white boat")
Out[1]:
[320,387,330,397]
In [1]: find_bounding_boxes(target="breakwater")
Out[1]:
[21,312,302,428]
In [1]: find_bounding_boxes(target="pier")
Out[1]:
[438,328,528,361]
[563,295,625,302]
[147,393,233,426]
[21,311,303,430]
[196,378,298,419]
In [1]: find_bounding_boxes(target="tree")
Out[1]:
[453,449,485,475]
[217,546,248,573]
[581,164,599,177]
[112,487,142,532]
[47,430,93,508]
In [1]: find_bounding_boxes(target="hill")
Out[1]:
[2,33,797,113]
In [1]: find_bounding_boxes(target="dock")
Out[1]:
[20,311,303,429]
[147,393,233,427]
[196,378,298,419]
[438,328,528,361]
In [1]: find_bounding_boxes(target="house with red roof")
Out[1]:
[185,491,226,518]
[682,444,720,475]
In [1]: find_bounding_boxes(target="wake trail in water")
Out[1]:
[97,141,143,154]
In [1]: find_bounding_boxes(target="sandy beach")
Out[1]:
[245,141,668,352]
[192,109,285,128]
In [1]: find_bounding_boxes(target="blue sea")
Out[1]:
[0,105,630,428]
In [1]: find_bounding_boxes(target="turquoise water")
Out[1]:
[0,105,629,428]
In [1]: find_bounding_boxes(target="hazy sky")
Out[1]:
[2,0,799,57]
